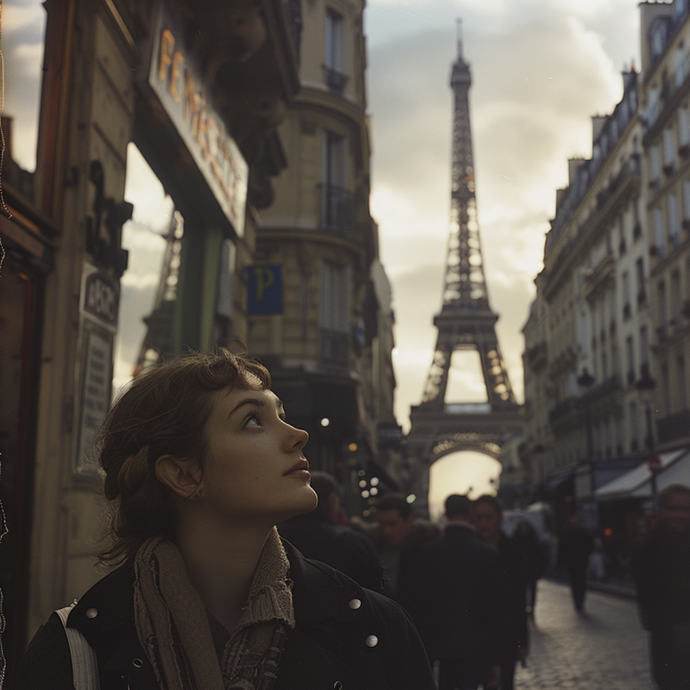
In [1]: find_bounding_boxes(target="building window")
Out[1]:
[653,207,666,259]
[622,271,631,318]
[671,271,682,328]
[320,261,349,364]
[680,107,690,147]
[640,325,650,375]
[650,145,662,185]
[684,180,690,221]
[677,46,687,87]
[658,282,668,340]
[664,127,677,170]
[324,9,346,93]
[679,357,688,410]
[636,257,646,305]
[319,131,352,236]
[626,336,635,384]
[669,194,681,247]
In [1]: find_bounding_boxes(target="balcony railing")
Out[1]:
[318,184,355,240]
[320,328,349,366]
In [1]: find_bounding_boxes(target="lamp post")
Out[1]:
[576,368,596,526]
[636,367,658,510]
[577,368,595,464]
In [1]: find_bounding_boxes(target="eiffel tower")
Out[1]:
[406,22,522,514]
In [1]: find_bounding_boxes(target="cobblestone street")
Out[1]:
[515,580,654,689]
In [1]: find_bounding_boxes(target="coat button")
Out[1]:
[348,598,362,610]
[132,658,144,668]
[85,608,98,619]
[334,683,343,690]
[365,634,379,647]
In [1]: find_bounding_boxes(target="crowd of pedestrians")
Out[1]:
[277,480,539,690]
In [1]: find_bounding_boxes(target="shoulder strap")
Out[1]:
[55,603,101,690]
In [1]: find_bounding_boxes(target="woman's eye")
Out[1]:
[244,414,262,428]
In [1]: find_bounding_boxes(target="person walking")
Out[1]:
[353,492,440,598]
[511,519,548,620]
[558,514,594,612]
[278,470,385,592]
[400,494,502,690]
[633,484,690,690]
[474,495,528,690]
[12,351,435,690]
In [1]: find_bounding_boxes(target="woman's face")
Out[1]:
[195,384,317,525]
[474,502,501,543]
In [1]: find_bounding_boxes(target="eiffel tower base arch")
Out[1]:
[405,404,522,517]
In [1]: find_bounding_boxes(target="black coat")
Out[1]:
[558,526,594,572]
[495,531,529,658]
[632,526,690,631]
[399,523,502,666]
[11,541,435,690]
[278,514,385,593]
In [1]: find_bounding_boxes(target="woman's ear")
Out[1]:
[155,455,203,500]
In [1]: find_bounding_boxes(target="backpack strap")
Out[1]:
[55,602,101,690]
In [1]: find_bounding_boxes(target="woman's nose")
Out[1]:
[285,424,309,451]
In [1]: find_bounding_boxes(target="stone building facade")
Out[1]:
[0,0,301,675]
[521,0,690,537]
[246,0,401,516]
[640,0,690,454]
[523,68,647,524]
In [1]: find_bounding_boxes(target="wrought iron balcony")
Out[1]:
[318,184,356,240]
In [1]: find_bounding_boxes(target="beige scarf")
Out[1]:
[133,528,295,690]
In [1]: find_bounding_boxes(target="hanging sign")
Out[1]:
[148,2,248,236]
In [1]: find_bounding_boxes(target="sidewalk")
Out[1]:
[546,573,637,599]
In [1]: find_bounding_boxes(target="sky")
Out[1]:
[4,0,645,504]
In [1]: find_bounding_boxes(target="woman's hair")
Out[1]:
[97,350,271,565]
[474,494,503,521]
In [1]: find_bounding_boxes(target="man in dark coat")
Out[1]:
[633,484,690,690]
[558,514,594,611]
[400,494,502,690]
[278,471,384,592]
[353,492,440,598]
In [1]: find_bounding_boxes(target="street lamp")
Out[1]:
[636,367,658,510]
[577,367,595,464]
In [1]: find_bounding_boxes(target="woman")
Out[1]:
[473,495,529,690]
[14,351,434,690]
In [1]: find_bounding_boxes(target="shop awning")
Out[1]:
[595,448,690,501]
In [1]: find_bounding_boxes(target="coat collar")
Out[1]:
[68,540,377,644]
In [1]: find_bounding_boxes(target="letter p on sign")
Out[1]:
[246,265,283,314]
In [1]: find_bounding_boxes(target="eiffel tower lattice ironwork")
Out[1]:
[406,22,522,513]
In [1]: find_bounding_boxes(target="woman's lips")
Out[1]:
[284,459,310,478]
[284,468,311,479]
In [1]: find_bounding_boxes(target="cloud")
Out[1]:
[367,1,637,429]
[4,2,46,170]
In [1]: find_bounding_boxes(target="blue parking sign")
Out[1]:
[246,265,283,314]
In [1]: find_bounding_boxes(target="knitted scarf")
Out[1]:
[133,528,295,690]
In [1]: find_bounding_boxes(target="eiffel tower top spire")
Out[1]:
[443,18,489,311]
[456,18,465,63]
